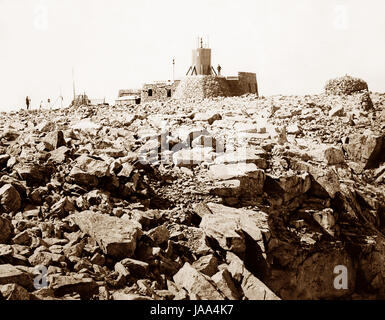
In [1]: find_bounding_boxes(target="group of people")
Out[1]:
[25,96,51,110]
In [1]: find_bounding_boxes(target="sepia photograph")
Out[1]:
[0,0,385,312]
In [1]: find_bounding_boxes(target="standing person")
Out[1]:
[47,98,51,110]
[26,96,30,110]
[217,64,222,76]
[39,100,43,110]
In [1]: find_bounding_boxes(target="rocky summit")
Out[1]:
[0,85,385,300]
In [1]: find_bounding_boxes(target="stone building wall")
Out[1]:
[139,72,258,102]
[237,72,258,96]
[118,89,141,98]
[141,81,180,103]
[172,76,232,100]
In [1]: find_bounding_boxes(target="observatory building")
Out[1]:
[186,38,217,76]
[117,38,258,104]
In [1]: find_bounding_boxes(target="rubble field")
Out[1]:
[0,87,385,300]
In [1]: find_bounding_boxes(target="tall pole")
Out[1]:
[172,58,175,82]
[72,67,76,101]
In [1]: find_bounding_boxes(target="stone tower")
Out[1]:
[186,37,217,76]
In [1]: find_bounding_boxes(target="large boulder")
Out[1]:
[343,130,385,171]
[0,184,21,212]
[42,130,66,150]
[209,163,265,202]
[226,252,279,300]
[15,163,53,186]
[0,264,32,290]
[71,211,142,259]
[69,155,110,187]
[199,203,268,255]
[173,263,225,300]
[49,275,98,300]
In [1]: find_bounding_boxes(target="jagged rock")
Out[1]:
[15,163,53,186]
[209,163,265,200]
[0,283,30,300]
[49,275,98,299]
[68,167,98,187]
[146,224,170,246]
[179,227,213,256]
[35,120,56,132]
[12,230,33,245]
[117,162,134,178]
[173,263,225,300]
[343,130,385,170]
[323,147,345,165]
[211,268,242,300]
[226,252,279,300]
[115,258,149,278]
[71,211,142,259]
[200,213,246,254]
[329,105,345,117]
[0,264,32,289]
[71,154,110,178]
[49,146,70,164]
[193,112,222,125]
[206,203,267,243]
[266,172,311,204]
[0,154,10,168]
[0,216,14,244]
[28,250,65,266]
[0,184,21,212]
[192,254,218,276]
[214,149,268,169]
[49,197,75,218]
[312,208,337,236]
[286,123,301,135]
[0,244,13,263]
[43,130,66,150]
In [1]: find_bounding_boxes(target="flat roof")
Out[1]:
[116,95,138,100]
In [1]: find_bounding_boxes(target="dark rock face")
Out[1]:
[0,216,13,244]
[0,89,384,300]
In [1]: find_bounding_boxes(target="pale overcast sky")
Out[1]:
[0,0,384,111]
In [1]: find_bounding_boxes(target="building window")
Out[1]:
[148,89,153,96]
[167,89,172,97]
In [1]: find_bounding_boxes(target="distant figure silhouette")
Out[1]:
[26,96,30,110]
[217,64,222,76]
